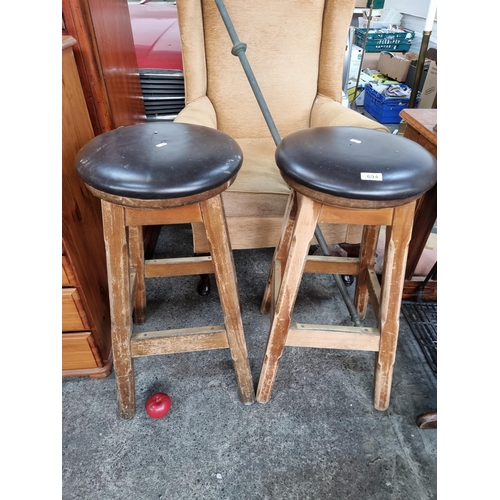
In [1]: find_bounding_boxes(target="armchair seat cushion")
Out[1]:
[228,138,290,195]
[176,0,385,253]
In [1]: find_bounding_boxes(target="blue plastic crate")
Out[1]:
[363,83,418,124]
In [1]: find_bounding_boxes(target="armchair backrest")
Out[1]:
[177,0,355,139]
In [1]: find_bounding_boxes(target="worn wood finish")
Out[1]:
[145,257,215,278]
[319,204,394,226]
[131,326,229,356]
[261,190,298,314]
[373,201,415,410]
[287,324,380,351]
[128,226,146,324]
[101,201,136,419]
[95,188,256,416]
[354,225,380,319]
[304,255,359,276]
[399,108,437,285]
[256,189,418,410]
[62,37,112,378]
[256,195,322,403]
[89,183,234,211]
[200,195,255,404]
[283,174,422,210]
[365,268,381,320]
[270,260,282,320]
[192,217,362,254]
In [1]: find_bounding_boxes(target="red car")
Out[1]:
[128,1,185,121]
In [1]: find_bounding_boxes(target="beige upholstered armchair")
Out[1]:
[174,0,388,258]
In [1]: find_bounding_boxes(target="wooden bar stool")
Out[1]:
[256,126,437,410]
[75,122,255,418]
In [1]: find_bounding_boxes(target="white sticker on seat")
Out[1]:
[360,172,383,181]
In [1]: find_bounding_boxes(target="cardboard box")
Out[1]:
[362,52,381,70]
[418,60,437,109]
[377,52,418,82]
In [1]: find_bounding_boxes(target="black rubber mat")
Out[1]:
[401,300,437,374]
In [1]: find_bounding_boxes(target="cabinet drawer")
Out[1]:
[62,332,98,370]
[62,255,76,287]
[62,266,70,287]
[62,262,71,287]
[62,288,90,332]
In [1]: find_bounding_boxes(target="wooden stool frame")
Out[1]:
[92,182,255,419]
[257,186,416,411]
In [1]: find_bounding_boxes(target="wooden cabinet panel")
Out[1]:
[62,265,71,287]
[62,1,146,378]
[62,288,90,332]
[62,37,112,378]
[62,0,146,135]
[62,333,98,370]
[62,255,75,287]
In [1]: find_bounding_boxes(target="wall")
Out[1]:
[383,0,438,48]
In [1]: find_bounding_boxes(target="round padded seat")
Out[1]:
[275,126,437,206]
[75,122,243,200]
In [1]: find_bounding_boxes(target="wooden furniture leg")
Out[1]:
[129,225,146,325]
[200,195,255,404]
[354,225,380,320]
[416,411,437,429]
[257,195,321,403]
[102,201,135,419]
[373,202,415,411]
[261,190,298,315]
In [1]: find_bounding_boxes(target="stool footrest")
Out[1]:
[304,255,359,275]
[131,325,229,356]
[145,256,214,278]
[286,323,380,351]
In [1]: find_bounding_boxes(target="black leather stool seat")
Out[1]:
[275,126,437,203]
[75,122,243,200]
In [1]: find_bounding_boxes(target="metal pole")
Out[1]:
[408,31,431,108]
[214,0,361,326]
[351,6,373,109]
[214,0,281,146]
[409,0,436,108]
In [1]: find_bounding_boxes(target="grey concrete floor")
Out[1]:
[62,223,437,500]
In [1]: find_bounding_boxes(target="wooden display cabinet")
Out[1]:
[62,0,146,135]
[62,0,147,377]
[62,36,112,377]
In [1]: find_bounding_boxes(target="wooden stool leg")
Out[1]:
[256,194,322,403]
[354,224,380,319]
[200,195,255,404]
[261,190,298,314]
[128,225,146,325]
[101,201,136,419]
[373,202,415,411]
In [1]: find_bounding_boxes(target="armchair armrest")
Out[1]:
[310,95,389,132]
[174,96,218,129]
